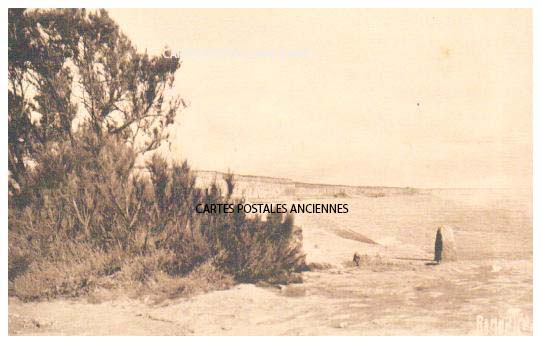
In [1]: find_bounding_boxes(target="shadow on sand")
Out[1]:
[392,257,439,266]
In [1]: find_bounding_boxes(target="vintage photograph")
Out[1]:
[7,7,533,335]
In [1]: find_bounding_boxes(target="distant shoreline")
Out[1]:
[193,169,530,191]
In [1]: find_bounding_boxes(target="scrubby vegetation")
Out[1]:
[8,8,305,301]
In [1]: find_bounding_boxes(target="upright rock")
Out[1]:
[434,228,443,262]
[434,226,457,262]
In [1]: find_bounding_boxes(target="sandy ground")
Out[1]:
[9,189,532,335]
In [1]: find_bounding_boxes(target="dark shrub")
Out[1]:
[9,128,306,300]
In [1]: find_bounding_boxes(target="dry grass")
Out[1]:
[128,261,236,304]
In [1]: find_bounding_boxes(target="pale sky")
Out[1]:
[109,9,531,188]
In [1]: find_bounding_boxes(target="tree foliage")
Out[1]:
[8,8,182,200]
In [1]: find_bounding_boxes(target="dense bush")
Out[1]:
[8,128,306,300]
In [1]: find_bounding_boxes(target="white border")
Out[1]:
[1,0,540,8]
[2,1,539,342]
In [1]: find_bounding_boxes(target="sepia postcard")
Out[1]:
[5,4,536,337]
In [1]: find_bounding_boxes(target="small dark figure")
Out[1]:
[353,252,361,266]
[434,228,443,263]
